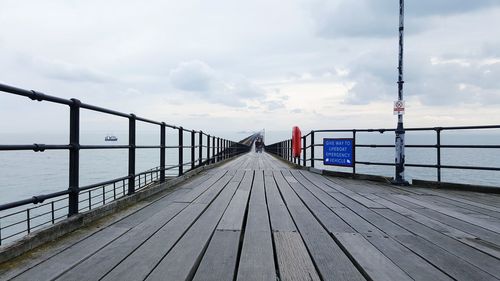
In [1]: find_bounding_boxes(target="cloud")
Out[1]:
[168,60,265,106]
[309,0,500,38]
[30,57,115,83]
[169,60,217,92]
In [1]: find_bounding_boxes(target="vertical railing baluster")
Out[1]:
[113,182,116,200]
[207,134,211,165]
[178,127,183,176]
[437,128,442,182]
[311,131,315,168]
[303,136,306,166]
[51,201,55,224]
[353,129,357,177]
[102,186,105,205]
[217,138,220,162]
[88,190,91,210]
[212,136,216,163]
[199,131,203,166]
[68,98,80,216]
[26,209,31,234]
[128,114,136,195]
[191,130,195,170]
[160,123,166,183]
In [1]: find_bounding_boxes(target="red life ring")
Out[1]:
[292,126,302,158]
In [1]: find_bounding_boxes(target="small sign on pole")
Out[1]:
[393,100,405,115]
[323,138,354,167]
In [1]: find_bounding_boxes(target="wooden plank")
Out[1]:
[412,194,500,220]
[414,207,500,245]
[13,225,130,281]
[365,235,453,281]
[374,208,500,277]
[174,170,227,203]
[52,203,187,280]
[192,230,241,281]
[273,171,365,281]
[236,170,276,281]
[101,174,240,281]
[279,171,355,234]
[217,171,253,231]
[291,170,345,208]
[366,194,477,239]
[194,170,236,204]
[99,203,207,281]
[265,173,296,232]
[411,189,500,213]
[274,232,321,281]
[394,234,499,281]
[264,172,321,281]
[144,179,240,281]
[335,233,413,281]
[394,194,500,233]
[2,187,188,280]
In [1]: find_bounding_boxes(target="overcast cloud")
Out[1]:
[0,0,499,135]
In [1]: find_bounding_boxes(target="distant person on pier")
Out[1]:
[255,138,264,153]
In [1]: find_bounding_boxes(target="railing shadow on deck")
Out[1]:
[0,83,252,246]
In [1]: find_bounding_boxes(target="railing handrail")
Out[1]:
[0,82,254,245]
[265,125,500,187]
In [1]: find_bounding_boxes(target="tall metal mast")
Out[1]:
[393,0,409,185]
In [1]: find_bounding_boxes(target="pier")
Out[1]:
[2,148,500,280]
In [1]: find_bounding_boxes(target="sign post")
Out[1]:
[393,0,409,185]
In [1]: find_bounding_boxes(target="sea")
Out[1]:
[1,129,499,206]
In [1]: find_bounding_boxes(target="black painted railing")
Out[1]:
[0,83,251,245]
[266,125,500,185]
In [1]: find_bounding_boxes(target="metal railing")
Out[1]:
[0,83,251,245]
[265,125,500,184]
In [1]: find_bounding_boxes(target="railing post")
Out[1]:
[311,131,315,168]
[199,131,203,166]
[160,123,166,183]
[178,127,183,176]
[128,114,136,195]
[225,139,228,159]
[221,139,225,160]
[217,137,221,162]
[212,136,216,163]
[207,134,211,164]
[68,98,80,216]
[436,128,442,182]
[191,130,195,170]
[303,136,306,166]
[353,129,357,176]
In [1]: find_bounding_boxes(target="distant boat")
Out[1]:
[105,135,118,141]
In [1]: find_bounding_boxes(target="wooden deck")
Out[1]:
[2,152,500,280]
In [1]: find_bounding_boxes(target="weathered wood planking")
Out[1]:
[192,230,241,281]
[237,170,276,281]
[334,233,413,281]
[264,171,321,281]
[52,203,187,280]
[274,232,321,281]
[364,234,454,281]
[145,180,240,281]
[3,151,500,281]
[274,170,365,281]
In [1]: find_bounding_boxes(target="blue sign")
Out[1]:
[323,138,354,167]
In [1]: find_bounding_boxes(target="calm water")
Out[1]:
[1,130,499,206]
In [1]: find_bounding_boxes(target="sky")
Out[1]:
[1,0,500,140]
